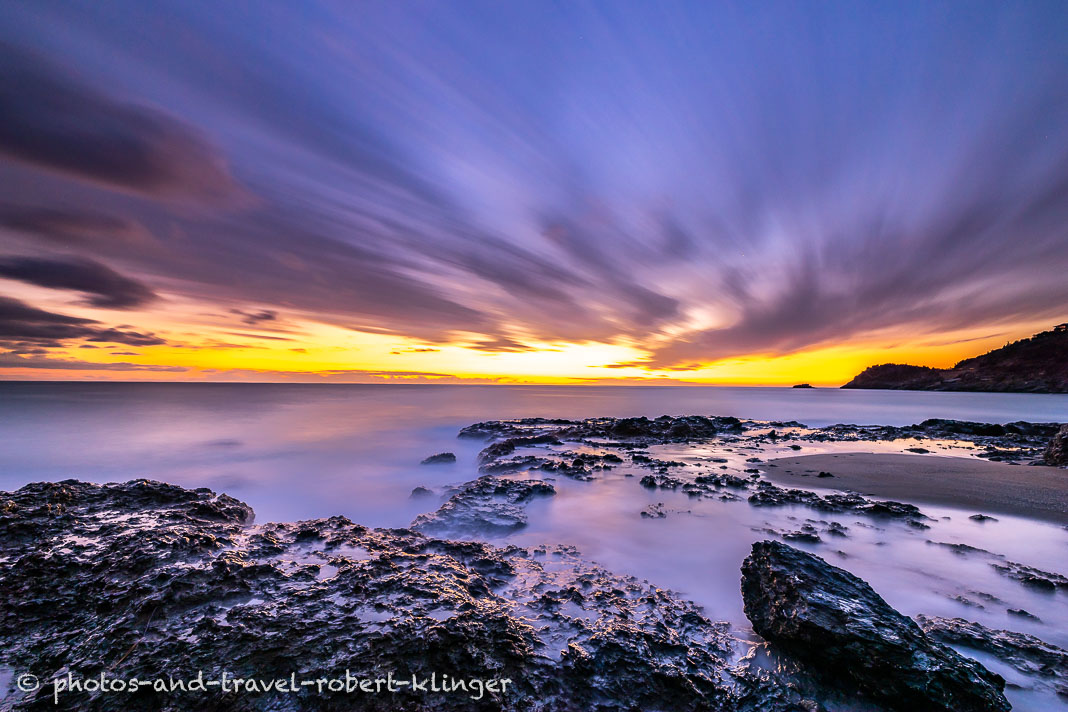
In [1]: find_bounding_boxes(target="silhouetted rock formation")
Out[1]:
[842,324,1068,392]
[741,540,1010,712]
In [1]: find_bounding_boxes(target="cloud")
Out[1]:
[464,336,536,353]
[0,44,239,202]
[0,3,1066,371]
[224,331,294,342]
[0,352,186,372]
[0,204,152,246]
[0,295,165,348]
[230,308,277,325]
[0,255,158,309]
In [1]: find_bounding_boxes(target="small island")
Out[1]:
[842,324,1068,393]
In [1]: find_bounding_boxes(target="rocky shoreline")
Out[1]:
[2,415,1066,710]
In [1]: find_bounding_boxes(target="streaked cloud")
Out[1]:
[0,1,1065,382]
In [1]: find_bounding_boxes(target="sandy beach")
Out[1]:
[764,452,1068,525]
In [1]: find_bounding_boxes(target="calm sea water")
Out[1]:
[2,382,1066,710]
[2,382,1065,523]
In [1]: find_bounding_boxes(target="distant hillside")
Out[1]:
[842,324,1068,393]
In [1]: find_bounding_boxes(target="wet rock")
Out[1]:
[457,417,573,440]
[0,480,818,712]
[479,455,552,475]
[409,486,434,498]
[917,616,1067,697]
[989,560,1068,590]
[907,447,931,454]
[816,471,833,478]
[741,540,1010,712]
[969,514,998,523]
[1045,424,1068,466]
[640,503,668,519]
[747,482,930,527]
[631,453,687,468]
[410,476,555,535]
[781,528,820,544]
[477,434,562,465]
[926,541,996,557]
[553,414,743,442]
[420,452,456,465]
[823,522,849,537]
[1007,608,1041,621]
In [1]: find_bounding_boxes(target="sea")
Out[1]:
[2,382,1066,710]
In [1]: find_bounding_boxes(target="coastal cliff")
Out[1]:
[842,324,1068,393]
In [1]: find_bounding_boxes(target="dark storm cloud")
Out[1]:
[0,256,158,309]
[0,1,1066,362]
[0,44,238,201]
[0,295,165,347]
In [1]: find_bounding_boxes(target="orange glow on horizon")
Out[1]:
[0,306,1053,386]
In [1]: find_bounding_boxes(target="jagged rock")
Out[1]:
[0,480,819,712]
[640,503,668,519]
[780,528,820,544]
[1045,424,1068,466]
[917,616,1067,697]
[989,560,1068,590]
[740,540,1010,712]
[457,417,573,440]
[747,482,930,527]
[420,452,457,465]
[410,476,555,535]
[477,434,562,465]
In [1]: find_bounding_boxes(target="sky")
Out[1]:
[0,1,1066,385]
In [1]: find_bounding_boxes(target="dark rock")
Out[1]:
[641,503,668,519]
[841,324,1068,393]
[1045,424,1068,466]
[791,383,814,388]
[410,476,555,535]
[907,447,931,454]
[1007,608,1041,621]
[816,471,833,478]
[748,482,930,528]
[969,514,998,523]
[409,486,434,498]
[917,616,1067,695]
[3,480,818,712]
[781,529,820,544]
[420,451,457,465]
[989,560,1068,590]
[741,540,1010,712]
[477,434,562,466]
[842,363,946,390]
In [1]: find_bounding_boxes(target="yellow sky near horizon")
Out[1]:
[0,285,1051,386]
